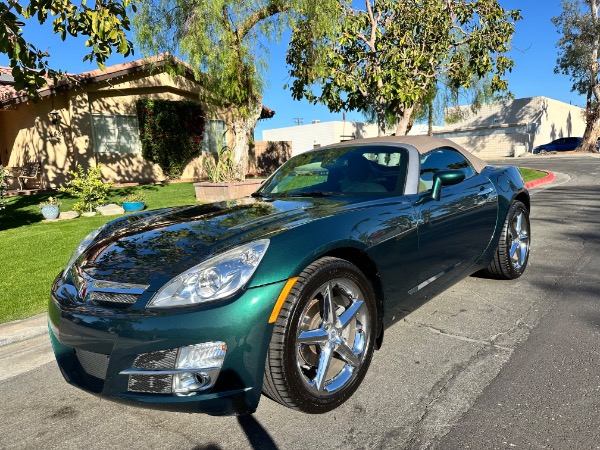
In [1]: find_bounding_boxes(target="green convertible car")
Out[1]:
[48,136,531,415]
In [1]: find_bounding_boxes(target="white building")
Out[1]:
[434,96,586,159]
[262,120,429,156]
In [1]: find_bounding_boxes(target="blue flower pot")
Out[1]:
[122,201,145,212]
[41,205,60,220]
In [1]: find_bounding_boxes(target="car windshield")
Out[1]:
[256,145,408,198]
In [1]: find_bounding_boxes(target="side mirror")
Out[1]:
[431,170,466,201]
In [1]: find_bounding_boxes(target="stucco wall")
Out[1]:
[1,95,72,189]
[534,97,586,149]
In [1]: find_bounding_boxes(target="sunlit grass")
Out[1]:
[0,183,198,323]
[519,168,548,183]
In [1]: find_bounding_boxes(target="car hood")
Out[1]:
[76,197,348,288]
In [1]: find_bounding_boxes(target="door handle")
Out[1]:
[478,188,494,198]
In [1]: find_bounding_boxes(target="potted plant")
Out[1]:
[59,164,113,216]
[194,146,263,202]
[39,197,61,220]
[121,192,146,212]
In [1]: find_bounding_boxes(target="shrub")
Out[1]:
[121,192,146,203]
[203,146,242,182]
[0,166,7,211]
[136,99,205,179]
[39,197,61,208]
[59,165,113,214]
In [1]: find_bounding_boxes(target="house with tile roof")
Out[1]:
[0,55,275,190]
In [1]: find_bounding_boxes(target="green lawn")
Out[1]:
[0,167,547,324]
[519,168,548,183]
[0,183,198,323]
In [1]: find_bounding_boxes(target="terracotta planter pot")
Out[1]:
[194,180,264,202]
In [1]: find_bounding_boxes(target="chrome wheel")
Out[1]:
[295,278,370,396]
[263,257,376,413]
[509,209,530,270]
[480,200,531,280]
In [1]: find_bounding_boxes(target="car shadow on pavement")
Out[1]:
[237,414,279,450]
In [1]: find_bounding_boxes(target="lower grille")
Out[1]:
[127,348,178,394]
[133,349,177,370]
[75,349,109,380]
[128,374,173,394]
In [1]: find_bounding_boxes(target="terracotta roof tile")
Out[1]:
[0,54,189,107]
[0,55,275,118]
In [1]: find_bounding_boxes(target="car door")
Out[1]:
[412,148,498,293]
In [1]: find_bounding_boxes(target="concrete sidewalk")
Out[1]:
[0,313,54,381]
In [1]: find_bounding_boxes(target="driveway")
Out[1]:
[1,155,598,450]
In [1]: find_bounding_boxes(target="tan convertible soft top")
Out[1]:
[327,135,489,174]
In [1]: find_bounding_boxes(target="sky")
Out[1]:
[0,1,586,140]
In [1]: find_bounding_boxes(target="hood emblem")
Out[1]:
[78,281,89,301]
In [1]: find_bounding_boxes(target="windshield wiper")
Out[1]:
[288,191,343,197]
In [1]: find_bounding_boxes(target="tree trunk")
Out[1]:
[580,107,600,152]
[394,104,415,136]
[375,102,387,136]
[580,0,600,153]
[229,101,263,178]
[428,100,434,136]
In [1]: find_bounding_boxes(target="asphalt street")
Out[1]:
[1,154,598,450]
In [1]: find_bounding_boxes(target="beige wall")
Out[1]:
[250,141,292,176]
[534,97,586,148]
[1,70,231,189]
[1,95,72,189]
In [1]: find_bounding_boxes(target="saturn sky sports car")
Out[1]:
[48,136,531,416]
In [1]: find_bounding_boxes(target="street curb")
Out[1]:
[524,170,555,189]
[0,313,48,347]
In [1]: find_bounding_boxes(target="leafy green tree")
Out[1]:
[288,0,520,136]
[133,0,341,177]
[554,0,600,152]
[0,1,135,98]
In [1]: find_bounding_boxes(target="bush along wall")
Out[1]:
[136,99,205,179]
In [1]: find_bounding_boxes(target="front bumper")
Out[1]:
[48,277,287,416]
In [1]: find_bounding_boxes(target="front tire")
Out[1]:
[482,200,530,279]
[263,257,377,413]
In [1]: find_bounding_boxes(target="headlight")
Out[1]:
[148,239,270,308]
[63,225,106,276]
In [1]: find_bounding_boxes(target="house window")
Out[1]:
[202,120,227,153]
[92,114,142,154]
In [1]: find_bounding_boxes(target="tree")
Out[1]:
[133,0,341,178]
[288,0,520,136]
[554,0,600,152]
[0,1,134,98]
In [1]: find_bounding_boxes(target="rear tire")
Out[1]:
[263,257,376,413]
[481,201,530,279]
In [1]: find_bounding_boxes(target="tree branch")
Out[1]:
[237,0,289,39]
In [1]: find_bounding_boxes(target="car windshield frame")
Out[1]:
[254,144,410,199]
